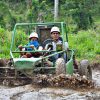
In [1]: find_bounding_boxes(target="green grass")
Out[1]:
[68,29,100,61]
[0,26,100,62]
[0,28,28,58]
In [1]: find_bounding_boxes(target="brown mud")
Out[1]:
[0,58,99,88]
[0,58,100,100]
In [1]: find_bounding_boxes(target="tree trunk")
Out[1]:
[54,0,59,21]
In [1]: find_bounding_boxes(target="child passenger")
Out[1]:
[18,32,42,58]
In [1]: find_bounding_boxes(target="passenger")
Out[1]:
[18,32,42,58]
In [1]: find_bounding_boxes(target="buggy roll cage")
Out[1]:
[10,22,68,58]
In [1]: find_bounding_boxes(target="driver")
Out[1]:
[44,26,69,66]
[45,26,68,51]
[18,32,42,58]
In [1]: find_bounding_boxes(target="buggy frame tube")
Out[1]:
[10,22,68,58]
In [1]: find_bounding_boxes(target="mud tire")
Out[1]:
[79,60,92,80]
[0,59,7,67]
[55,58,66,75]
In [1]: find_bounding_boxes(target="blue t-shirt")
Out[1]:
[26,40,39,51]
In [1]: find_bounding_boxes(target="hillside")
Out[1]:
[0,0,100,61]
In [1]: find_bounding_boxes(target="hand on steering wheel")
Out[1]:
[43,38,53,48]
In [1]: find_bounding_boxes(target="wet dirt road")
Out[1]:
[0,69,100,100]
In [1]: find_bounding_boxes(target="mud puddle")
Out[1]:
[0,68,100,100]
[0,59,100,100]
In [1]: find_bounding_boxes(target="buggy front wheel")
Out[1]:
[55,58,66,75]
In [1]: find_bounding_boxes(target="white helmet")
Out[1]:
[29,32,38,39]
[50,26,60,33]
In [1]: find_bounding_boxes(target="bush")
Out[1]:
[0,27,11,58]
[68,29,100,60]
[0,28,28,58]
[14,30,28,47]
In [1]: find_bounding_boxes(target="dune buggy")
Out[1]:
[0,22,92,85]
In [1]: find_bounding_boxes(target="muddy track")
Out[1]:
[0,82,100,100]
[0,59,100,100]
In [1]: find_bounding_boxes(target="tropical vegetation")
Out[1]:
[0,0,100,62]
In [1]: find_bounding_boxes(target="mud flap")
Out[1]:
[66,58,74,75]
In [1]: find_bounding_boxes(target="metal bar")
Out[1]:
[0,77,30,79]
[43,50,65,59]
[10,25,17,51]
[65,23,68,42]
[61,22,65,50]
[12,50,55,53]
[34,67,55,70]
[15,22,64,26]
[10,50,14,58]
[11,50,66,63]
[0,67,15,69]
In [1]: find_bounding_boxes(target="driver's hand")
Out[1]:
[18,45,23,50]
[45,43,53,50]
[30,45,34,49]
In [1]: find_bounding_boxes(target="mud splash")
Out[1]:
[32,74,94,89]
[0,59,100,100]
[0,58,94,88]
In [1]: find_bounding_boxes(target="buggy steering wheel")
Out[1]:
[43,38,53,48]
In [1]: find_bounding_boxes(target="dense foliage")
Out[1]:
[69,29,100,60]
[0,26,100,61]
[0,0,100,31]
[0,0,100,61]
[0,27,11,58]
